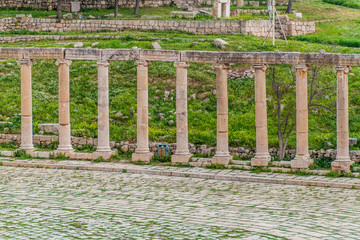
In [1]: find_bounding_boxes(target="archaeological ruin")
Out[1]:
[0,47,358,172]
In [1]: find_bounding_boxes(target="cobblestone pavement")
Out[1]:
[0,166,360,239]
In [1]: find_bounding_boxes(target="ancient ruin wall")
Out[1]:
[0,0,212,10]
[0,17,316,37]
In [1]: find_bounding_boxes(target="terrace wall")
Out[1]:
[0,17,316,37]
[0,0,212,10]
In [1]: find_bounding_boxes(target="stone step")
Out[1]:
[230,160,251,165]
[271,161,291,168]
[269,167,292,173]
[230,165,251,170]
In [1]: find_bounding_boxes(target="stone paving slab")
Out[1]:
[1,165,360,239]
[2,158,360,189]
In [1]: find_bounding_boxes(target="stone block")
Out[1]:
[62,4,71,12]
[331,160,353,173]
[71,2,81,12]
[171,154,192,163]
[212,155,232,166]
[132,152,154,163]
[39,123,59,134]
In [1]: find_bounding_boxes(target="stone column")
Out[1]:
[212,63,233,165]
[332,66,353,172]
[56,59,73,153]
[172,62,192,163]
[251,64,271,167]
[95,60,113,157]
[237,0,244,7]
[18,59,34,151]
[291,65,313,169]
[132,60,154,162]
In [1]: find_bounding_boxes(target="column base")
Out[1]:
[54,149,74,158]
[251,153,271,167]
[132,152,154,163]
[331,158,353,173]
[291,155,314,170]
[211,155,233,166]
[171,153,192,163]
[93,150,117,161]
[56,146,74,152]
[19,145,35,152]
[96,147,112,152]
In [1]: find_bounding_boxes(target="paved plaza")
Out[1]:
[0,165,360,239]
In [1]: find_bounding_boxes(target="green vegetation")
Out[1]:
[323,0,360,9]
[0,0,359,160]
[0,28,359,151]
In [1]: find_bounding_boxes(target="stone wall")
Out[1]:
[1,133,359,162]
[0,0,212,10]
[0,17,316,37]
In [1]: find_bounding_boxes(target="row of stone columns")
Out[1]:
[251,64,353,172]
[17,59,353,172]
[18,59,113,158]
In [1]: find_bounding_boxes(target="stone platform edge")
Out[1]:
[1,160,359,190]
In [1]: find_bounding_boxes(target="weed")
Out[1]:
[206,164,228,169]
[13,150,31,159]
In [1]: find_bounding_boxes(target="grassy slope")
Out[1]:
[0,1,359,150]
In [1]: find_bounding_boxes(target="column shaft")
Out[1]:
[332,66,353,172]
[18,59,34,151]
[96,60,111,153]
[291,65,313,169]
[251,64,271,167]
[212,63,232,165]
[172,62,191,163]
[56,59,73,152]
[132,60,154,162]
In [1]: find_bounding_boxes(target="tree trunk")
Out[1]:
[57,0,62,19]
[286,0,294,14]
[134,0,140,15]
[115,0,119,18]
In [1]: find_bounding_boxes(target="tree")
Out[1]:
[267,65,336,159]
[114,0,119,17]
[286,0,294,13]
[57,0,62,19]
[134,0,141,15]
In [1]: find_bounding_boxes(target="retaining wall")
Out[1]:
[0,17,316,37]
[1,133,359,162]
[0,0,212,10]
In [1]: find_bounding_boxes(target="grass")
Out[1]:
[0,28,359,150]
[323,0,360,9]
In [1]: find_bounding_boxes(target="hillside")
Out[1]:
[0,0,359,154]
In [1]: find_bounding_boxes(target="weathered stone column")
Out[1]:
[132,60,154,162]
[251,64,271,167]
[56,59,73,153]
[212,63,233,165]
[95,60,112,157]
[172,62,192,163]
[18,59,34,151]
[291,65,313,169]
[332,66,353,172]
[237,0,244,7]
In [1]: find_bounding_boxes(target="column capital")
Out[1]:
[293,64,310,72]
[55,59,72,67]
[135,60,151,67]
[252,64,268,72]
[97,60,110,67]
[174,62,189,69]
[213,63,231,70]
[17,59,34,66]
[333,66,352,74]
